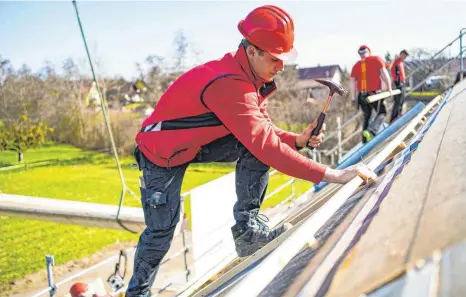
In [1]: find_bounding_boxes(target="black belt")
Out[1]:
[140,112,223,133]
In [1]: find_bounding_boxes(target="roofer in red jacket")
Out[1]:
[389,49,409,123]
[127,5,376,296]
[351,45,392,143]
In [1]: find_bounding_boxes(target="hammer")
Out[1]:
[307,79,347,150]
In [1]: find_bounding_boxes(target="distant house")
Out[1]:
[79,81,105,107]
[296,64,343,101]
[79,79,146,109]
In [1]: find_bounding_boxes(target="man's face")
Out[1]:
[400,53,408,61]
[247,46,284,82]
[358,50,370,60]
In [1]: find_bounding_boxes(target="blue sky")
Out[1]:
[0,0,464,80]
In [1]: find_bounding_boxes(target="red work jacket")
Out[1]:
[136,47,327,183]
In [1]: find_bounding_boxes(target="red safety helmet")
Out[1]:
[238,5,297,61]
[358,45,371,54]
[70,282,96,297]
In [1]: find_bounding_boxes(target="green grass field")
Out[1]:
[0,144,312,293]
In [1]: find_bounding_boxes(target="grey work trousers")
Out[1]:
[390,84,406,123]
[358,92,387,142]
[126,134,270,296]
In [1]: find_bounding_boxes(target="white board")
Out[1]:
[189,171,237,278]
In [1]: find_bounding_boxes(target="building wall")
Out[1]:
[332,70,342,85]
[297,67,343,101]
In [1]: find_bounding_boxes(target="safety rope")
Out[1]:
[72,0,138,233]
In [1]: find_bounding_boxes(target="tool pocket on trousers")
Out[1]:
[141,187,172,230]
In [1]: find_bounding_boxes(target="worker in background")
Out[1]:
[127,6,377,297]
[389,49,409,123]
[351,45,392,143]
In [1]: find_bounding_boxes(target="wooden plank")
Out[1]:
[287,185,341,226]
[367,89,401,103]
[382,142,407,164]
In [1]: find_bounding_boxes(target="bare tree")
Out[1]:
[189,42,204,66]
[0,56,13,86]
[407,47,452,90]
[136,55,176,105]
[0,56,14,114]
[172,29,189,72]
[268,64,320,131]
[409,47,431,61]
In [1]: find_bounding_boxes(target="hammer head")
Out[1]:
[314,79,347,97]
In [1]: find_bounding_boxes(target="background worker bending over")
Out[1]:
[351,45,392,142]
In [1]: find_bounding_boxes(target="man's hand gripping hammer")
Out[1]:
[307,79,347,150]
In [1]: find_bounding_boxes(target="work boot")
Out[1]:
[231,214,293,257]
[362,130,374,143]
